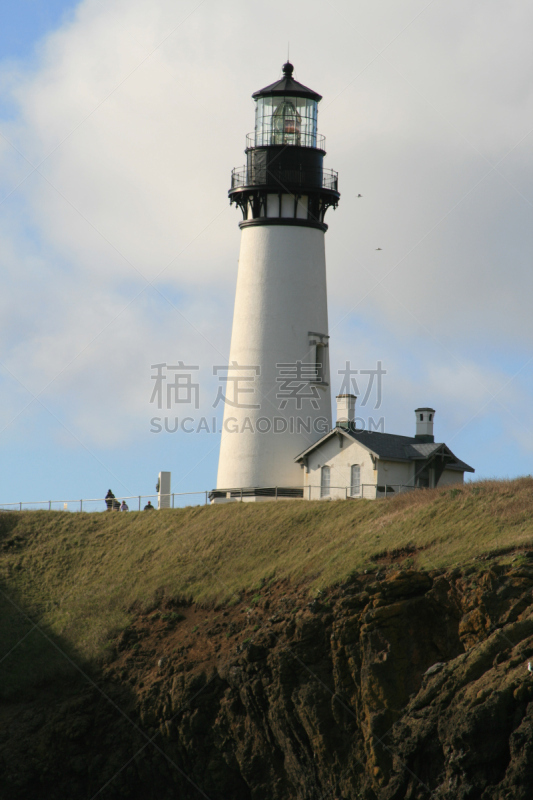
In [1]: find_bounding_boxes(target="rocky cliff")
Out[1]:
[2,561,533,800]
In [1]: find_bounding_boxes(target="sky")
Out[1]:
[0,0,532,506]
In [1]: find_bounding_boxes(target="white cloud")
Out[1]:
[0,0,531,466]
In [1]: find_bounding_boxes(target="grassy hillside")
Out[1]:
[1,478,533,681]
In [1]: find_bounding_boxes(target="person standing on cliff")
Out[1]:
[105,489,115,511]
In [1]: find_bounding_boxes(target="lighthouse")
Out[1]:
[215,62,340,500]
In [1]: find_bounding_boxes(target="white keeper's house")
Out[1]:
[295,397,474,500]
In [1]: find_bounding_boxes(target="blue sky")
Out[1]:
[1,0,532,506]
[0,2,77,59]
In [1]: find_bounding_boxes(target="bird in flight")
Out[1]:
[376,247,382,251]
[357,193,363,197]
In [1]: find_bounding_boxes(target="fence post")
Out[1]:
[275,486,278,500]
[48,500,51,511]
[138,496,141,511]
[308,485,311,501]
[80,500,83,513]
[19,502,22,511]
[205,491,208,505]
[240,488,243,502]
[172,493,175,508]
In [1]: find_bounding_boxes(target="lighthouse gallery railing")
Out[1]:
[246,131,326,150]
[231,165,338,192]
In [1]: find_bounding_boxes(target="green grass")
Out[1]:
[1,478,533,682]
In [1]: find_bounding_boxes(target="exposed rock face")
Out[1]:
[2,565,533,799]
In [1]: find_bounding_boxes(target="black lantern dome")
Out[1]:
[252,61,322,102]
[229,63,340,232]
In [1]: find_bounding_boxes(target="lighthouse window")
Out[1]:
[320,466,330,497]
[296,195,308,219]
[281,194,295,218]
[316,343,325,383]
[313,341,329,385]
[419,413,423,421]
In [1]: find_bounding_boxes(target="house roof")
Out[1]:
[294,425,475,472]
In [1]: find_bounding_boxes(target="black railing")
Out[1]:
[246,131,326,150]
[231,165,338,192]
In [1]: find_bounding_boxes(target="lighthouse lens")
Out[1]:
[255,96,317,148]
[273,100,300,143]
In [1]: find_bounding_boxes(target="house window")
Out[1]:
[320,466,330,497]
[350,465,360,496]
[416,466,430,488]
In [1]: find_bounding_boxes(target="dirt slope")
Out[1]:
[1,562,533,799]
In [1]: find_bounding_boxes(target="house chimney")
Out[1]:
[415,408,435,442]
[336,394,356,428]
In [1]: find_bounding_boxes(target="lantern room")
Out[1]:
[229,62,339,229]
[252,62,321,149]
[254,94,318,147]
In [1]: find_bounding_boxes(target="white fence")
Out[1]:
[0,484,417,513]
[0,492,209,513]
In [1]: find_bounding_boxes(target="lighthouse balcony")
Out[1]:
[229,163,339,229]
[230,165,338,193]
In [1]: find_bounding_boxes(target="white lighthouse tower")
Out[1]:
[215,62,340,500]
